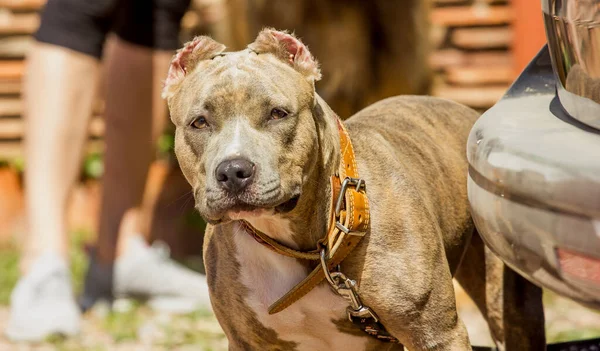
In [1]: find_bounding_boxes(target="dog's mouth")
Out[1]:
[274,195,300,213]
[213,193,301,222]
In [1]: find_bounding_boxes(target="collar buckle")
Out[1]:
[334,177,367,237]
[334,177,366,217]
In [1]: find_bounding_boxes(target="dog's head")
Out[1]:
[164,29,326,224]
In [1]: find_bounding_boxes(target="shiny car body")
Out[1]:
[467,0,600,309]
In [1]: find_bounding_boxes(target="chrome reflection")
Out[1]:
[467,46,600,306]
[543,0,600,129]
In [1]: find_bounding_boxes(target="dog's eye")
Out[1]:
[191,116,209,129]
[270,108,288,120]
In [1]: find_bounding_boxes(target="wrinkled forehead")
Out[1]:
[173,50,314,119]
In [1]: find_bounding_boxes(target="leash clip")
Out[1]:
[320,248,379,323]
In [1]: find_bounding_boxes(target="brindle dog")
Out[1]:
[163,29,545,350]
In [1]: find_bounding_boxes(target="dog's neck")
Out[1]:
[243,94,341,251]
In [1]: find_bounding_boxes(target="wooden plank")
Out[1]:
[0,140,104,159]
[88,117,104,136]
[0,118,20,138]
[0,36,33,57]
[0,97,20,116]
[431,5,513,27]
[0,97,105,117]
[0,0,45,11]
[445,65,514,85]
[0,116,105,139]
[430,49,464,70]
[451,27,512,49]
[433,0,470,5]
[0,61,25,80]
[464,51,513,67]
[0,79,20,94]
[0,12,39,35]
[430,24,448,49]
[430,49,512,70]
[433,83,508,108]
[434,0,508,5]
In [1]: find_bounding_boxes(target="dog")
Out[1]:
[163,29,546,350]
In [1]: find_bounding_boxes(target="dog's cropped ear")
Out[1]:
[248,28,321,82]
[162,36,226,99]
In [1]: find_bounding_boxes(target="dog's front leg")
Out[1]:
[361,254,472,350]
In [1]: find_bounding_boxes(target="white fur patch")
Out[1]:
[223,120,244,159]
[232,221,369,350]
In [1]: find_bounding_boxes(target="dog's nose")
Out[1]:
[215,158,255,193]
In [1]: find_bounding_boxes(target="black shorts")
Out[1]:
[35,0,191,58]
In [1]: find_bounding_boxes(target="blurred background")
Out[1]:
[0,0,598,350]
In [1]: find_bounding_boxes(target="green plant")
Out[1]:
[185,209,207,232]
[69,230,91,295]
[102,302,143,342]
[11,156,25,174]
[82,152,104,180]
[0,231,90,306]
[0,245,19,305]
[157,131,176,156]
[0,157,24,173]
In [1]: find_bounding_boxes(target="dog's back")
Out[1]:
[346,95,479,272]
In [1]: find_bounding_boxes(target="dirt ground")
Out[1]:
[0,301,227,351]
[0,283,599,351]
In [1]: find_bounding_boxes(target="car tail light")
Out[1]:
[557,248,600,285]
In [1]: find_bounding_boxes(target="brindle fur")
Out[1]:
[165,30,545,350]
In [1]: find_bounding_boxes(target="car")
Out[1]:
[467,0,600,311]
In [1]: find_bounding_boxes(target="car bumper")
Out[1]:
[467,46,600,309]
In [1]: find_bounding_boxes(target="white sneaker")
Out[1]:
[4,252,81,342]
[114,235,212,314]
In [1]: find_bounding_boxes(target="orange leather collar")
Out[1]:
[240,117,370,314]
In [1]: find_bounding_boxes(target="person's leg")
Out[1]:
[21,43,100,272]
[95,36,155,265]
[95,36,173,259]
[78,36,160,309]
[6,43,100,343]
[113,48,172,258]
[5,0,115,341]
